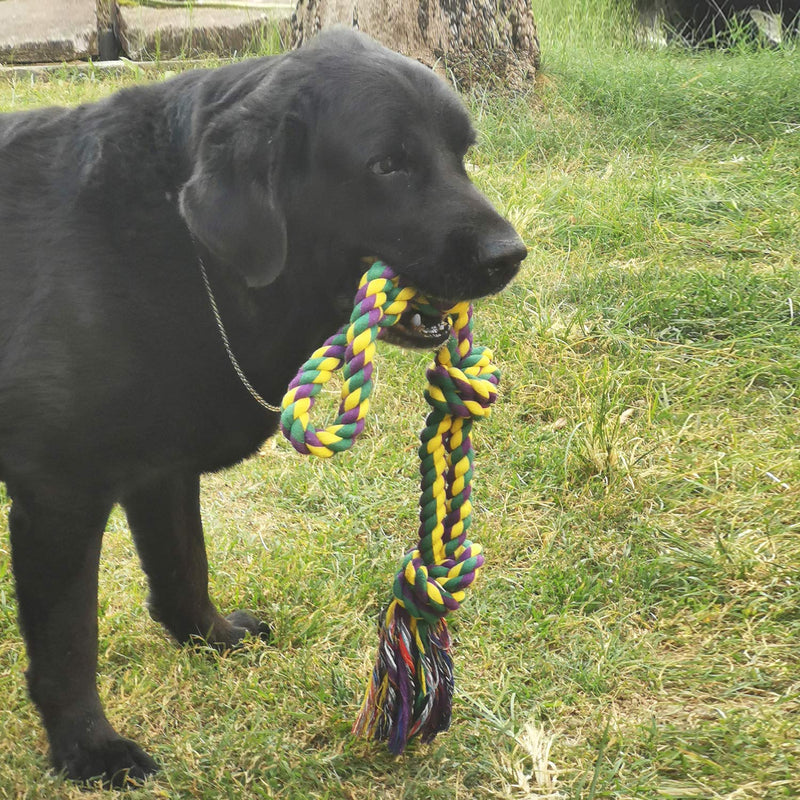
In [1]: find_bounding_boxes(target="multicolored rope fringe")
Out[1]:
[280,261,500,754]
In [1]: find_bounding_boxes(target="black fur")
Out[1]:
[0,30,525,786]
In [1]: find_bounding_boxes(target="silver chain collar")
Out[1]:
[196,253,281,414]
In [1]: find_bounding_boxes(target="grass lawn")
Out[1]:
[1,2,798,798]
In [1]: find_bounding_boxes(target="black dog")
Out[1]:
[0,30,525,786]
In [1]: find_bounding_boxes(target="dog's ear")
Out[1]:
[179,113,290,289]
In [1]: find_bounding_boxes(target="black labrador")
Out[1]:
[0,29,526,786]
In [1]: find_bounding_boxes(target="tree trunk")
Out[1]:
[291,0,539,89]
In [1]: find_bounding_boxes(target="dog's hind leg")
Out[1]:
[8,486,159,786]
[122,473,269,649]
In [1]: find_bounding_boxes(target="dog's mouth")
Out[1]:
[380,305,451,349]
[351,257,453,350]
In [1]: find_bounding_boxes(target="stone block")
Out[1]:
[117,2,293,61]
[0,0,97,64]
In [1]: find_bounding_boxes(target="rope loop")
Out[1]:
[280,264,433,457]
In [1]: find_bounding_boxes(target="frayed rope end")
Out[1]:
[352,601,454,755]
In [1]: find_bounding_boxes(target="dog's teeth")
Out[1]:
[410,313,422,328]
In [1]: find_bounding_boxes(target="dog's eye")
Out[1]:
[369,154,403,175]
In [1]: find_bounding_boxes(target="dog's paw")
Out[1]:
[55,735,159,788]
[189,610,272,651]
[225,610,272,643]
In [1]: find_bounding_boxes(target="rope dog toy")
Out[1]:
[280,261,500,753]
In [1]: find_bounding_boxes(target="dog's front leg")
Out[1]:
[122,472,269,649]
[8,486,158,786]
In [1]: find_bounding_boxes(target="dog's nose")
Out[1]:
[478,236,528,284]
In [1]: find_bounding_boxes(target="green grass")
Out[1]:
[1,3,799,798]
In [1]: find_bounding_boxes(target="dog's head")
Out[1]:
[180,30,526,346]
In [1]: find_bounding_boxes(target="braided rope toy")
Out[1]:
[280,261,500,754]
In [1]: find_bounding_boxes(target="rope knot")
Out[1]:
[425,346,500,418]
[392,541,485,625]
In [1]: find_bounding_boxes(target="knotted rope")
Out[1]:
[280,261,499,753]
